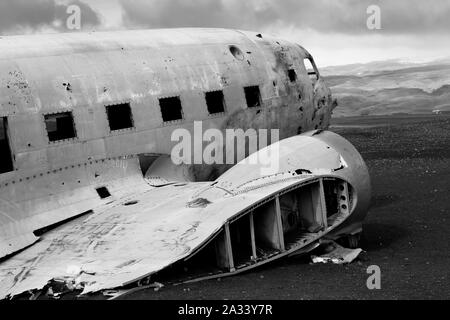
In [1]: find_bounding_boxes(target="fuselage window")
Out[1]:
[229,45,244,61]
[106,103,134,131]
[0,117,14,173]
[244,86,262,108]
[304,57,319,83]
[44,112,77,142]
[159,96,184,122]
[205,90,226,115]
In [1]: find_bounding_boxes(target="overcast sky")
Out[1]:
[1,0,449,67]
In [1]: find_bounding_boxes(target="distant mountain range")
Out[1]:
[322,59,450,117]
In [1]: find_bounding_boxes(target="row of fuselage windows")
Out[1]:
[0,85,262,174]
[44,86,263,143]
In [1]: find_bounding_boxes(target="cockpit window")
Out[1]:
[304,57,319,82]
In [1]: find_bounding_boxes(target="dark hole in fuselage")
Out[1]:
[96,187,111,199]
[159,96,184,122]
[244,86,262,108]
[288,69,297,82]
[205,90,225,115]
[0,117,14,174]
[229,46,244,61]
[106,103,134,131]
[44,112,77,142]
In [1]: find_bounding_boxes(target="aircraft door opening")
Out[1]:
[0,117,14,174]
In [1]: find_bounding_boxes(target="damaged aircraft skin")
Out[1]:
[0,28,371,299]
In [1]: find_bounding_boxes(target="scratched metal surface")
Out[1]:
[0,156,150,258]
[0,131,371,299]
[0,28,334,258]
[0,176,320,299]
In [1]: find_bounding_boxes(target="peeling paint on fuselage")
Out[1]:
[0,28,335,258]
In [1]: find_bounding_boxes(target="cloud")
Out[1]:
[2,0,450,36]
[0,0,101,35]
[116,0,450,65]
[119,0,450,35]
[120,0,243,29]
[1,0,448,66]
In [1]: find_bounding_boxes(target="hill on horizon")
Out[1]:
[321,59,450,117]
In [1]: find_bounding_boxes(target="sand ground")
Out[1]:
[124,114,450,300]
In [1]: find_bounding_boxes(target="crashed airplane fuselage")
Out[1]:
[0,28,371,298]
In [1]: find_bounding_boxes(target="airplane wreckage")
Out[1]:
[0,28,371,299]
